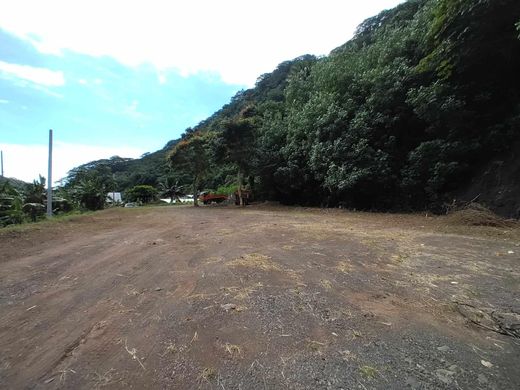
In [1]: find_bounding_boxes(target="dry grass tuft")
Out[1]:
[221,283,263,301]
[320,279,333,290]
[227,253,281,271]
[223,342,242,357]
[336,261,351,273]
[92,368,120,388]
[352,330,363,339]
[198,367,217,382]
[285,268,304,284]
[187,293,217,301]
[307,340,326,352]
[203,256,225,265]
[359,365,378,379]
[164,342,177,354]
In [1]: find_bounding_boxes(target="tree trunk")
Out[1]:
[237,169,244,207]
[193,179,199,207]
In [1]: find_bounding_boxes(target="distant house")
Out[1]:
[106,192,122,204]
[160,195,194,204]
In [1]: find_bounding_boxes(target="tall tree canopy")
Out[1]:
[168,132,212,206]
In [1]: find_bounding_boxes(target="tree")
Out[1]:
[125,185,158,203]
[71,174,107,211]
[0,180,24,226]
[215,110,257,206]
[168,133,211,207]
[25,175,46,204]
[158,178,184,203]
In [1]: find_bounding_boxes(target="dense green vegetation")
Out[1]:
[14,0,517,225]
[0,176,72,226]
[125,185,158,204]
[168,0,520,213]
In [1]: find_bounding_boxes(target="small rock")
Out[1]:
[405,376,420,389]
[437,345,450,352]
[507,250,514,254]
[477,374,488,384]
[221,303,237,311]
[435,369,455,385]
[481,360,493,368]
[154,287,162,291]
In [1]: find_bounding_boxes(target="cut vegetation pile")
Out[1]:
[446,203,517,227]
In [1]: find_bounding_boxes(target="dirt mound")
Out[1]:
[446,203,518,227]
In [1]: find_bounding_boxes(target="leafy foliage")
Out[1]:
[70,173,107,211]
[168,133,212,206]
[214,110,257,205]
[0,176,72,227]
[0,180,25,226]
[125,185,158,203]
[56,0,520,216]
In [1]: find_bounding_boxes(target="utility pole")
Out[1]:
[1,150,3,177]
[47,129,53,217]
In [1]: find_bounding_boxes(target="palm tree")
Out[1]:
[25,175,46,204]
[73,176,107,210]
[159,178,185,204]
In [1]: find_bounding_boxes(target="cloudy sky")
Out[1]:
[0,0,404,184]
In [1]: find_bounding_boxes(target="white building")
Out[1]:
[106,192,122,203]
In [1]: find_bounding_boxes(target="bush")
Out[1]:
[125,185,158,203]
[215,183,238,195]
[0,194,25,226]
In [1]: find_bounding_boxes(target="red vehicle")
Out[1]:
[199,192,228,205]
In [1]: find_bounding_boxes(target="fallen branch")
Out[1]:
[124,339,146,370]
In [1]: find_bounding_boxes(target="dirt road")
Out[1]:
[0,206,519,389]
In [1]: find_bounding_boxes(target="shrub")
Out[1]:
[125,185,158,203]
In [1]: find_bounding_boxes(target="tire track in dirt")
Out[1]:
[0,206,519,389]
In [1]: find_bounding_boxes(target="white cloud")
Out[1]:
[0,142,145,185]
[0,99,8,104]
[0,60,65,86]
[0,0,405,86]
[157,72,167,85]
[123,99,144,119]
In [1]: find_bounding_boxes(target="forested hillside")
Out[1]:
[63,0,520,216]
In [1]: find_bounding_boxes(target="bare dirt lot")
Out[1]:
[1,205,519,389]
